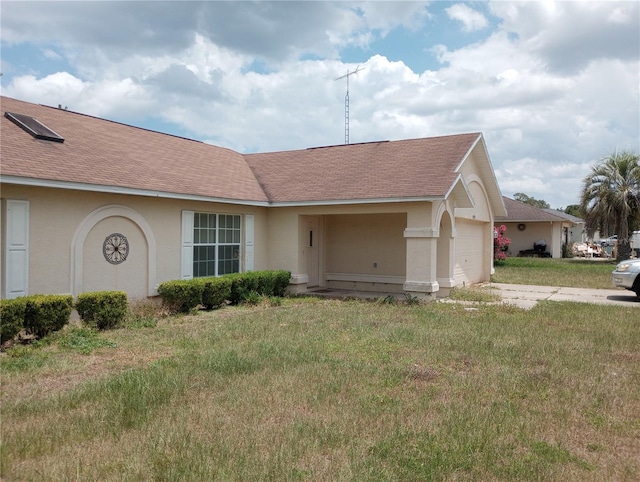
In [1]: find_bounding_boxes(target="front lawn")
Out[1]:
[2,298,638,481]
[492,257,619,289]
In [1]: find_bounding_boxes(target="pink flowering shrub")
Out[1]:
[493,225,511,261]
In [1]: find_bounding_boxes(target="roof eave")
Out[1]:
[0,175,271,207]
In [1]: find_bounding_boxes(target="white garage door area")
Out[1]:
[454,219,488,286]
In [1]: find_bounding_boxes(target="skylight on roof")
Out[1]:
[5,112,65,143]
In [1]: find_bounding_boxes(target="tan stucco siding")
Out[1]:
[1,184,268,299]
[83,216,148,299]
[325,213,406,277]
[265,209,300,274]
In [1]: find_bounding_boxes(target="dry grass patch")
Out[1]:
[1,299,639,481]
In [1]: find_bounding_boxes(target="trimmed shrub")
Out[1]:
[157,280,203,314]
[225,270,291,304]
[0,298,27,343]
[157,270,291,311]
[201,277,232,310]
[76,291,128,330]
[272,270,291,297]
[23,294,73,339]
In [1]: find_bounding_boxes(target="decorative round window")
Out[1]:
[103,233,129,264]
[517,223,526,231]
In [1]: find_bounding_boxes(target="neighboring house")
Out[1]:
[495,197,575,258]
[1,96,506,301]
[543,208,586,244]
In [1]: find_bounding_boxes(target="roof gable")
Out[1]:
[244,134,482,203]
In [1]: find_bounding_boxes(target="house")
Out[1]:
[495,197,576,258]
[1,96,506,301]
[543,208,585,244]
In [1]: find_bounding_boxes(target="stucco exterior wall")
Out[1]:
[1,184,267,299]
[501,222,563,258]
[325,212,406,277]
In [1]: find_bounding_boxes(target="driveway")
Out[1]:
[489,283,640,309]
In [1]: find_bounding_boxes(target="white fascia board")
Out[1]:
[0,175,270,207]
[268,196,443,207]
[1,175,444,208]
[454,133,482,173]
[454,133,507,217]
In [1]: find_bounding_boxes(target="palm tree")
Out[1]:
[580,151,640,261]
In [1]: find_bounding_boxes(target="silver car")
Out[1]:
[612,258,640,299]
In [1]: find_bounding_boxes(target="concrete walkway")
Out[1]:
[488,283,640,310]
[307,284,639,310]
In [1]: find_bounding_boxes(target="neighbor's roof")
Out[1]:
[496,197,569,223]
[1,96,501,208]
[543,208,583,223]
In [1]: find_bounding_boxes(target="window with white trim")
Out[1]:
[193,213,241,277]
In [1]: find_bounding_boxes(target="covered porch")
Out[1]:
[273,201,461,301]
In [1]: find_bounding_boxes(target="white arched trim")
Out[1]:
[462,174,493,222]
[434,201,457,238]
[70,204,157,297]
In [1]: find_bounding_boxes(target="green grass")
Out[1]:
[492,257,619,289]
[2,298,639,481]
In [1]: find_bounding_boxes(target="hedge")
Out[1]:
[76,291,128,330]
[157,280,204,314]
[23,294,74,339]
[201,277,232,310]
[157,270,291,312]
[225,270,291,305]
[0,298,27,343]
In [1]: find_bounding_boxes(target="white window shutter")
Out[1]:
[245,214,254,272]
[181,210,194,279]
[5,200,29,299]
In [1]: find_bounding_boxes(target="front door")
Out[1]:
[307,216,320,287]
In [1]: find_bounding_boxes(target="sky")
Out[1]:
[1,1,639,210]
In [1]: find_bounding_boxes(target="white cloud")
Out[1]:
[1,1,638,209]
[489,1,639,73]
[445,4,488,32]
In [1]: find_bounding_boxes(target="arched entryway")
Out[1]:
[436,209,454,293]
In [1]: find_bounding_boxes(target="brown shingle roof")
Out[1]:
[244,134,481,202]
[1,97,268,202]
[496,197,568,222]
[1,96,486,206]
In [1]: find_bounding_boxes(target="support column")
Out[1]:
[403,208,439,301]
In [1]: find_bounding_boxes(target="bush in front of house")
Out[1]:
[225,270,291,304]
[0,298,27,343]
[23,294,74,339]
[271,270,291,297]
[200,277,232,310]
[157,270,291,312]
[157,280,204,314]
[76,291,128,330]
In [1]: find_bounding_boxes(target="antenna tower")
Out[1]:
[335,66,363,144]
